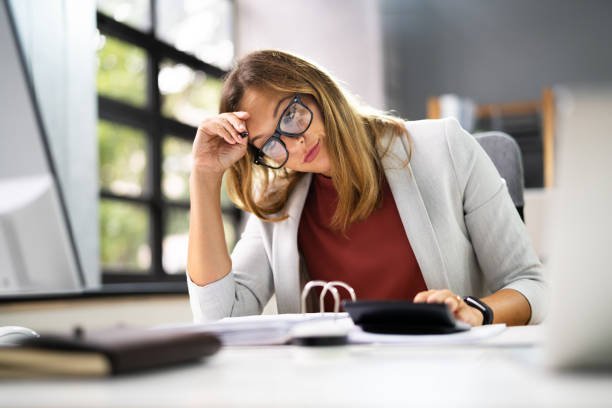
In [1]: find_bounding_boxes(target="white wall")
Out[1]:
[8,0,99,287]
[235,0,384,110]
[382,0,612,118]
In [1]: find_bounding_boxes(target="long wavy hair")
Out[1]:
[221,50,410,232]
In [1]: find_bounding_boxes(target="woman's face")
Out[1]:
[239,87,332,177]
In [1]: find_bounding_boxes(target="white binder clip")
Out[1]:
[293,280,357,346]
[300,280,357,315]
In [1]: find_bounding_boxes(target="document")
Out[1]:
[159,314,506,347]
[158,313,349,346]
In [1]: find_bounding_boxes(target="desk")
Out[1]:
[1,326,611,407]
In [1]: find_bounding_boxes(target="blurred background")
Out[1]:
[2,0,612,327]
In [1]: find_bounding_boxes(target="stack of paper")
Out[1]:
[159,313,351,346]
[158,314,507,347]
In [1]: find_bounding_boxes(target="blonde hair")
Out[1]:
[220,50,410,232]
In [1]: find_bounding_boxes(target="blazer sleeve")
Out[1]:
[444,118,548,324]
[186,213,274,322]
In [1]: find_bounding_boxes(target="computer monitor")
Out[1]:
[546,84,612,369]
[0,0,84,296]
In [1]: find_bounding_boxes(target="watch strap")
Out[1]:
[463,296,494,325]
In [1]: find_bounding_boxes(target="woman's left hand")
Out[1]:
[413,289,483,326]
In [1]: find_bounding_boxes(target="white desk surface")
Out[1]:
[1,326,611,408]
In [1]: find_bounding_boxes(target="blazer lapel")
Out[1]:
[381,134,450,290]
[272,173,312,313]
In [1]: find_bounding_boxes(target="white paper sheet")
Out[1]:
[157,315,507,347]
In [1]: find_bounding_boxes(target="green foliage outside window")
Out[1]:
[160,60,223,126]
[100,200,150,272]
[162,137,191,202]
[98,120,148,196]
[97,36,147,107]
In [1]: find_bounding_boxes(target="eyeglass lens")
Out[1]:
[279,102,311,134]
[260,141,287,168]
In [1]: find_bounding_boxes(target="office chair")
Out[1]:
[473,131,525,221]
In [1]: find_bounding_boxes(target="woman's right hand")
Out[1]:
[192,111,250,175]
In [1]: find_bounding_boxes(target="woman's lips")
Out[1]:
[303,140,321,163]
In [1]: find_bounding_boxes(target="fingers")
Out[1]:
[198,112,250,146]
[221,112,250,143]
[219,118,244,145]
[233,111,250,120]
[215,121,239,145]
[413,289,463,312]
[413,290,435,303]
[413,289,454,303]
[413,289,483,326]
[443,295,463,313]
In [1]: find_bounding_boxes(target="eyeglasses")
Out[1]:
[248,94,313,169]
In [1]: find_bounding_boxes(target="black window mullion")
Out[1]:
[103,273,186,284]
[161,118,198,141]
[166,201,190,211]
[149,48,164,279]
[98,96,151,129]
[101,191,151,205]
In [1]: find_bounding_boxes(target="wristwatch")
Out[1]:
[463,296,494,325]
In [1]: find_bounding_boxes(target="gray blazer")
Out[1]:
[187,118,547,324]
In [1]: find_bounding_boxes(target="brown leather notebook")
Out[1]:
[0,327,221,378]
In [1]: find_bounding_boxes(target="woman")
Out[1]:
[186,50,546,326]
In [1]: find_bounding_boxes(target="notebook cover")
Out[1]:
[14,326,221,375]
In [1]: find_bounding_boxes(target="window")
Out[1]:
[96,0,239,286]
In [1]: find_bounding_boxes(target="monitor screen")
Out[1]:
[0,0,84,297]
[546,85,612,369]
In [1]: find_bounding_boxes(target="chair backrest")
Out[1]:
[473,131,525,220]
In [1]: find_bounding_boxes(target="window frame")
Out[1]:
[97,3,240,286]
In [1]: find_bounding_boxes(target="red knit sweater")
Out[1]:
[298,174,427,312]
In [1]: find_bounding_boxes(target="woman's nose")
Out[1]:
[282,134,305,153]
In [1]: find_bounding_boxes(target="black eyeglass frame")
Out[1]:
[248,94,314,169]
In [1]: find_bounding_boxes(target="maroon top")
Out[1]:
[298,174,427,312]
